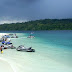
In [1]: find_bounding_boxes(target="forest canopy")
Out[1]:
[0,19,72,31]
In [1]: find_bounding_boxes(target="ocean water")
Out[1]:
[0,30,72,72]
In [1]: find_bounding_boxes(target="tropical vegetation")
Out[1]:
[0,19,72,31]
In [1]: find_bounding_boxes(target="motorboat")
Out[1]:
[27,35,35,38]
[2,35,10,38]
[0,35,10,42]
[27,32,35,38]
[11,34,18,38]
[1,41,16,49]
[4,44,16,49]
[2,41,12,45]
[0,34,9,41]
[1,44,16,49]
[9,33,13,35]
[16,45,35,52]
[11,36,18,38]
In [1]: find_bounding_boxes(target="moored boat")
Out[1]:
[16,45,35,52]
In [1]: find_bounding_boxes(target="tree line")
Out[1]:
[0,19,72,31]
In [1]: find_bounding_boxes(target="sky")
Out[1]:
[0,0,72,24]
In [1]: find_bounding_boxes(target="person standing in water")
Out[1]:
[0,46,3,54]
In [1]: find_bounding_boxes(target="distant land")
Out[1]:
[0,19,72,31]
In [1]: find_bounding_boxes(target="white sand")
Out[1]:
[0,58,14,72]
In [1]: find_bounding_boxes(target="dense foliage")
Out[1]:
[0,19,72,31]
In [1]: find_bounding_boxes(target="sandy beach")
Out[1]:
[0,58,14,72]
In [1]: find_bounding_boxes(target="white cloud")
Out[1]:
[0,20,27,24]
[0,16,28,24]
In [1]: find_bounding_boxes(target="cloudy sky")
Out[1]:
[0,0,72,24]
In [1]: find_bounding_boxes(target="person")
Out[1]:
[0,46,3,54]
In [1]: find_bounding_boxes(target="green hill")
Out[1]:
[0,19,72,31]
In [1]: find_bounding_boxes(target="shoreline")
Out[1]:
[0,57,16,72]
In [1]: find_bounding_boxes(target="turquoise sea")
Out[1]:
[0,30,72,72]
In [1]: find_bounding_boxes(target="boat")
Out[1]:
[0,35,10,42]
[27,32,35,38]
[2,35,10,38]
[11,36,18,38]
[11,34,18,38]
[1,41,16,49]
[16,45,35,52]
[1,44,16,49]
[27,35,35,38]
[2,41,12,45]
[9,33,13,35]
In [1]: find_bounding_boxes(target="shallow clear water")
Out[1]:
[0,30,72,72]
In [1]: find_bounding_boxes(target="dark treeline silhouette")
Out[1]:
[0,19,72,31]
